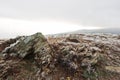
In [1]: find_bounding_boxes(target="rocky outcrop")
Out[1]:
[2,33,52,60]
[0,39,18,52]
[0,33,120,80]
[0,33,52,80]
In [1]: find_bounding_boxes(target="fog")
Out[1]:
[0,18,101,38]
[0,0,120,38]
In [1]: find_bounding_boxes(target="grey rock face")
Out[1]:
[0,33,53,79]
[2,33,52,75]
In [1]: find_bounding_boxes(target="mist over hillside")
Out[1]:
[71,28,120,34]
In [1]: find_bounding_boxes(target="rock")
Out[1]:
[9,53,18,58]
[0,33,53,79]
[2,33,52,61]
[66,37,80,43]
[0,38,20,52]
[0,33,120,80]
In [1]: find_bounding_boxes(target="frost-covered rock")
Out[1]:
[0,33,120,80]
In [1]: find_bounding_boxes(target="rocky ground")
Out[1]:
[0,33,120,80]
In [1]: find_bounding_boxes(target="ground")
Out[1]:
[0,33,120,80]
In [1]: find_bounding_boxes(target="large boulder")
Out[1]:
[2,33,52,60]
[0,33,53,79]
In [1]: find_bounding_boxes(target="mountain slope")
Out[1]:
[71,28,120,34]
[0,33,120,80]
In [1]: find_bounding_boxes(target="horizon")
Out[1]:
[0,18,102,38]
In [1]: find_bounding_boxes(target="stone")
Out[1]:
[2,33,52,61]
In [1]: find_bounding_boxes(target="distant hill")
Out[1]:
[71,28,120,34]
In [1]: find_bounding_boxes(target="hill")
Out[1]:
[71,28,120,34]
[0,33,120,80]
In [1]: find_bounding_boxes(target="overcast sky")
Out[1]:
[0,0,120,38]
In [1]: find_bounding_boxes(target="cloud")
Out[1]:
[0,0,120,38]
[0,0,120,28]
